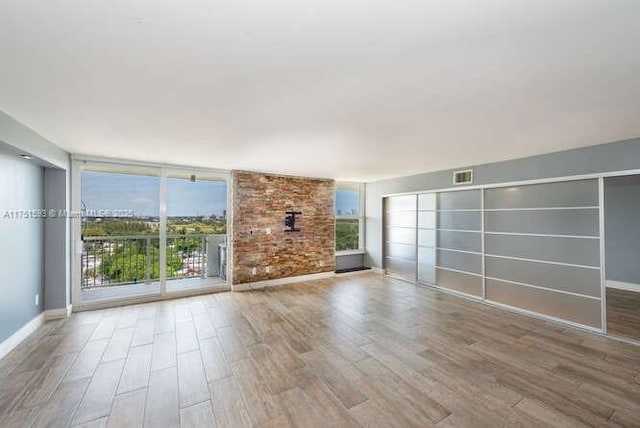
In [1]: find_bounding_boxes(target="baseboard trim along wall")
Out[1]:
[44,304,73,320]
[0,313,44,360]
[0,305,73,361]
[233,271,336,291]
[606,280,640,293]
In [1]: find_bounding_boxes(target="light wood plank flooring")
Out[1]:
[607,288,640,342]
[1,273,640,427]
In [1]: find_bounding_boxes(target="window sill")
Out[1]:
[336,249,366,256]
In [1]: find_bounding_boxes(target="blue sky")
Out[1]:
[82,172,227,217]
[82,172,358,217]
[335,189,359,215]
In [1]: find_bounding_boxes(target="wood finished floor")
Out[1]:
[1,273,640,428]
[607,288,640,342]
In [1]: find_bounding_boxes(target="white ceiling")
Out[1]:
[1,0,640,181]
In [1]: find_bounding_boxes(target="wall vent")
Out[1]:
[453,169,473,185]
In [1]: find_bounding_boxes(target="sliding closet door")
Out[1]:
[417,193,436,284]
[484,179,602,329]
[434,190,483,297]
[384,195,417,281]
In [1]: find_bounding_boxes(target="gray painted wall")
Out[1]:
[44,168,71,310]
[366,137,640,268]
[0,153,44,342]
[604,175,640,285]
[0,111,70,343]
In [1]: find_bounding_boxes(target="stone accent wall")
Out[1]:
[231,171,335,285]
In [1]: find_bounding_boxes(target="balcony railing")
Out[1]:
[81,234,226,289]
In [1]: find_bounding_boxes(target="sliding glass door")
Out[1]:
[80,168,161,303]
[165,172,227,292]
[73,160,228,308]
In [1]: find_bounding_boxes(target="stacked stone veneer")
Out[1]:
[231,170,335,285]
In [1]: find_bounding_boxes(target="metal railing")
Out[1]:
[81,234,226,289]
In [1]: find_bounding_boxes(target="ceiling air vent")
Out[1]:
[453,169,473,185]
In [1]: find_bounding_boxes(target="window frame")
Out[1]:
[71,155,230,311]
[335,182,365,254]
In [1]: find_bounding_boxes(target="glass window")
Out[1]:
[336,218,360,251]
[336,188,359,216]
[165,175,228,292]
[77,165,229,306]
[80,170,161,302]
[335,183,364,252]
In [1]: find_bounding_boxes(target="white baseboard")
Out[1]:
[233,271,336,291]
[606,280,640,293]
[44,304,73,320]
[0,313,45,361]
[0,304,73,361]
